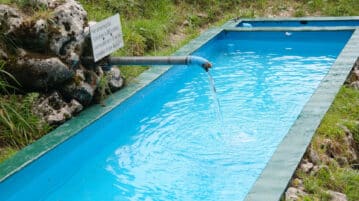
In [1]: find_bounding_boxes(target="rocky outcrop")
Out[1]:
[285,187,307,201]
[346,58,359,87]
[0,0,124,113]
[34,92,83,125]
[0,5,23,33]
[327,190,348,201]
[11,57,74,90]
[106,67,124,91]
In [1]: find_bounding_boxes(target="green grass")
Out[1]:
[0,0,12,4]
[316,87,359,139]
[0,146,16,163]
[0,61,50,160]
[0,93,51,148]
[295,87,359,201]
[301,165,359,201]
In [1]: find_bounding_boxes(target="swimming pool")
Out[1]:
[237,19,359,27]
[1,18,359,201]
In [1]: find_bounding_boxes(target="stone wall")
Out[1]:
[0,0,124,124]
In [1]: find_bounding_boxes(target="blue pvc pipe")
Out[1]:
[187,56,212,71]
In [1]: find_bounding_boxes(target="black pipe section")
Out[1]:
[108,56,212,72]
[81,56,212,72]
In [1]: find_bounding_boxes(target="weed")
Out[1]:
[316,87,359,139]
[0,60,19,93]
[294,8,306,17]
[298,86,359,200]
[0,93,51,148]
[0,61,49,149]
[0,146,16,163]
[95,73,111,104]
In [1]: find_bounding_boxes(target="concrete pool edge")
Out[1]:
[0,28,222,182]
[245,29,359,201]
[223,16,359,28]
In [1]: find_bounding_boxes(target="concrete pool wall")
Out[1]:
[1,17,359,201]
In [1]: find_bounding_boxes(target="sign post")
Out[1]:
[89,14,124,62]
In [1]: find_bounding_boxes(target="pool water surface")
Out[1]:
[0,30,353,201]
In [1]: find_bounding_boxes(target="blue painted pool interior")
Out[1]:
[0,30,353,201]
[237,19,359,27]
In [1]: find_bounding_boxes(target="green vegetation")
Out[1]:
[95,74,111,104]
[0,60,17,93]
[0,93,51,148]
[301,166,359,201]
[316,87,359,142]
[0,60,50,162]
[294,87,359,201]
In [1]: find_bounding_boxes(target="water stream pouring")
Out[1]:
[82,55,222,133]
[83,56,212,72]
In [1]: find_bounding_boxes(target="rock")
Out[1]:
[1,1,124,107]
[0,5,23,33]
[352,163,359,169]
[10,18,49,52]
[300,161,314,173]
[350,80,359,89]
[336,156,348,166]
[353,69,359,79]
[9,57,74,91]
[105,67,124,91]
[68,99,83,113]
[50,0,87,56]
[29,0,62,9]
[182,20,190,26]
[285,187,299,201]
[311,165,330,176]
[0,48,8,60]
[311,165,320,175]
[321,138,347,164]
[285,187,307,201]
[34,19,47,34]
[341,126,359,163]
[61,82,95,106]
[308,147,321,165]
[34,92,83,125]
[61,67,102,106]
[291,178,304,190]
[327,190,347,201]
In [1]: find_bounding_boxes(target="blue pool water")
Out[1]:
[0,30,352,201]
[237,20,359,27]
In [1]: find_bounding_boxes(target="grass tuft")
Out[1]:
[0,93,51,148]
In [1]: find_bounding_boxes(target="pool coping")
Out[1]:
[245,28,359,201]
[224,16,359,28]
[1,16,359,201]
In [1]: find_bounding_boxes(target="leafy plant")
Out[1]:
[95,73,112,104]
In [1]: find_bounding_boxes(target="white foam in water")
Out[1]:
[242,23,253,27]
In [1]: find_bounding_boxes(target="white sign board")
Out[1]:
[90,14,124,62]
